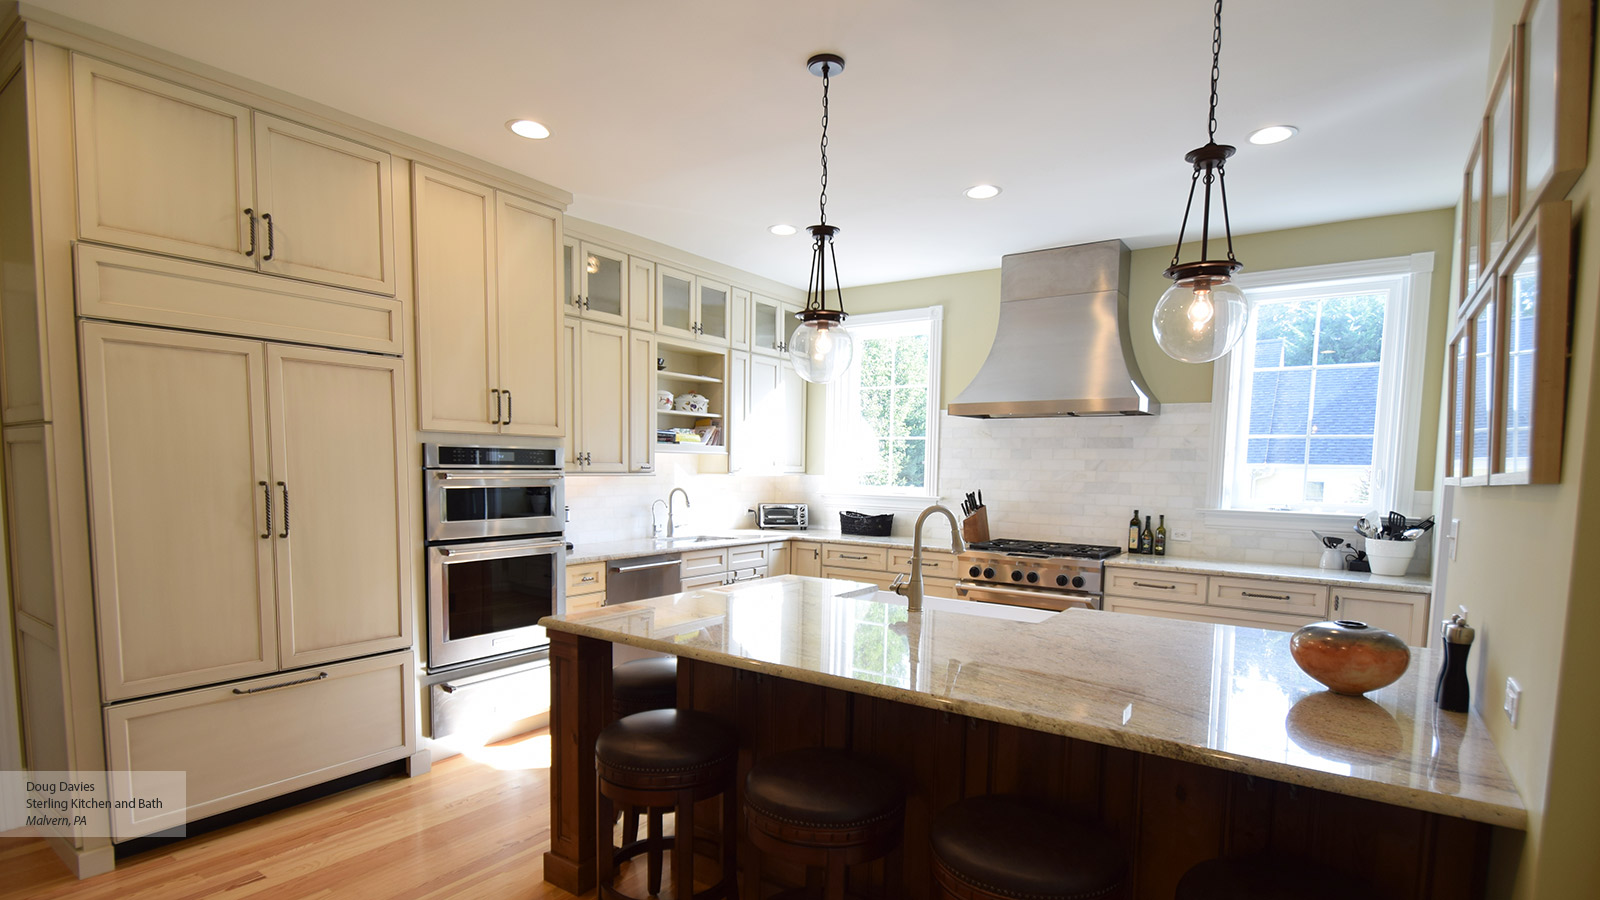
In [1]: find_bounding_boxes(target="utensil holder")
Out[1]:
[960,507,990,544]
[1363,538,1416,576]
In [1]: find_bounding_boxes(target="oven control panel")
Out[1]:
[958,554,1103,595]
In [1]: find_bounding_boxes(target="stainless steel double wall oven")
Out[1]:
[423,442,566,670]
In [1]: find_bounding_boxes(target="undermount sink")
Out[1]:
[654,535,738,543]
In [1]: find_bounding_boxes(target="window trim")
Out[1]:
[822,306,944,504]
[1204,252,1434,528]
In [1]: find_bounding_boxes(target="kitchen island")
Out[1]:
[540,575,1521,898]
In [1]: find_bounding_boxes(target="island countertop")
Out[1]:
[541,574,1524,828]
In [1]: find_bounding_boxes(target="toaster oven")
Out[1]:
[757,503,808,530]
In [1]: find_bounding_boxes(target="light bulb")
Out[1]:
[1153,277,1249,363]
[812,325,833,361]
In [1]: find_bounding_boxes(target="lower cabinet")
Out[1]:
[566,561,607,612]
[817,543,958,597]
[790,541,821,577]
[104,650,416,841]
[1331,587,1428,644]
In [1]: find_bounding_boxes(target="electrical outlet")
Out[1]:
[1171,529,1193,542]
[1504,677,1521,727]
[1448,518,1460,561]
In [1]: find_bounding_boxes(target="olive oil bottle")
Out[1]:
[1140,515,1154,554]
[1154,515,1167,556]
[1128,510,1141,553]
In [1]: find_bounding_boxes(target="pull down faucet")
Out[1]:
[666,488,691,538]
[891,504,966,612]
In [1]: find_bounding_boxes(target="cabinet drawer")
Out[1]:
[682,572,730,590]
[566,591,605,614]
[104,650,415,841]
[1105,597,1320,633]
[679,548,730,578]
[1330,588,1429,647]
[728,542,771,570]
[1208,577,1328,616]
[1105,568,1207,604]
[567,561,606,596]
[821,567,893,590]
[822,545,887,571]
[889,549,958,579]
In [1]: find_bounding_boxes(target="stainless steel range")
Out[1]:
[955,539,1122,612]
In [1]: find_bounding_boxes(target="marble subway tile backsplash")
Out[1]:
[562,454,778,544]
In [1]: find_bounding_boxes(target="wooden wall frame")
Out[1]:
[1484,42,1519,276]
[1460,133,1485,306]
[1515,0,1593,230]
[1491,201,1571,484]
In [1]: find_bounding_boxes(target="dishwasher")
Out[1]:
[604,553,681,665]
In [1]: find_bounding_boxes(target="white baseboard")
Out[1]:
[47,834,115,879]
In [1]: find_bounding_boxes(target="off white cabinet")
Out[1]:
[628,330,657,474]
[567,561,607,612]
[750,294,801,357]
[728,351,805,474]
[81,322,412,700]
[72,55,396,295]
[628,256,656,330]
[790,542,822,577]
[565,318,630,473]
[562,240,630,326]
[1331,588,1429,645]
[657,264,730,345]
[414,165,563,437]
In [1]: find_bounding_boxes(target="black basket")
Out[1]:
[840,511,893,537]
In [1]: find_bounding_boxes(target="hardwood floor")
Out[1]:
[0,730,662,900]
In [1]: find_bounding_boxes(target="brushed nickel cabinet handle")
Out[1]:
[1133,581,1176,590]
[259,480,271,539]
[233,671,327,695]
[277,481,290,538]
[1241,591,1292,601]
[244,208,256,257]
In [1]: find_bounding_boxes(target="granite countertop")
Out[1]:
[541,574,1522,828]
[566,529,934,565]
[1108,554,1433,593]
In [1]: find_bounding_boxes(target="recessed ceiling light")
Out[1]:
[1248,125,1298,145]
[964,184,1002,200]
[507,119,550,140]
[769,224,798,236]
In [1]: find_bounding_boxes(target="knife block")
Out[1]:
[960,507,990,544]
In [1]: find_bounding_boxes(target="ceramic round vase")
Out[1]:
[657,389,674,410]
[1289,619,1410,696]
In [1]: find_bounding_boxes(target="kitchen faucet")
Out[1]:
[666,488,691,538]
[651,499,669,537]
[891,504,966,612]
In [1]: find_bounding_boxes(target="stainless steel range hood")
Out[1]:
[948,239,1159,418]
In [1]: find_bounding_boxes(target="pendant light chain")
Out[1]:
[1166,0,1238,272]
[1208,0,1222,144]
[819,63,830,227]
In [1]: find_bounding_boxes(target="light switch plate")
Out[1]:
[1171,529,1193,542]
[1448,518,1460,561]
[1504,677,1521,727]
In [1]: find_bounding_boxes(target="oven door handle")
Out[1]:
[955,583,1096,611]
[435,538,566,560]
[433,470,563,481]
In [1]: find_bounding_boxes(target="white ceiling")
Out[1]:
[29,0,1491,289]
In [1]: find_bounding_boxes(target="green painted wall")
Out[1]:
[815,207,1456,491]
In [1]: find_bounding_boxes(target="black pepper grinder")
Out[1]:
[1435,613,1475,712]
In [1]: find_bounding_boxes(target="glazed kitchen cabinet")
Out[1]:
[728,352,805,474]
[750,294,801,357]
[72,55,396,296]
[81,322,412,700]
[414,164,563,437]
[656,263,730,345]
[564,318,630,473]
[562,240,629,326]
[627,329,657,474]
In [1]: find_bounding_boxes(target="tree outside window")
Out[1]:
[826,308,942,496]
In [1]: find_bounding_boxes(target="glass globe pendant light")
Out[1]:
[789,53,855,384]
[1154,0,1249,364]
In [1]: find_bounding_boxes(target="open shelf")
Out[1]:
[658,409,721,419]
[657,369,722,384]
[656,443,727,455]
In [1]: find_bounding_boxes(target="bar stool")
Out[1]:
[596,709,739,900]
[1176,856,1372,899]
[612,656,680,846]
[929,794,1124,900]
[743,747,905,900]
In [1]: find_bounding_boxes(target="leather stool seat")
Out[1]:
[596,708,737,788]
[930,795,1125,900]
[743,748,905,900]
[1176,856,1371,900]
[613,657,678,719]
[745,747,904,832]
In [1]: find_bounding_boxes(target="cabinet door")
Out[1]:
[726,351,750,474]
[628,330,657,473]
[252,113,395,295]
[780,364,806,472]
[72,55,254,269]
[790,542,822,578]
[698,278,731,344]
[496,193,564,437]
[730,287,751,351]
[780,302,803,354]
[561,239,582,315]
[267,345,412,668]
[1331,589,1428,647]
[657,264,697,339]
[413,165,497,434]
[628,257,656,330]
[81,323,277,700]
[751,295,783,356]
[746,354,783,471]
[577,242,629,325]
[578,321,630,473]
[562,317,580,467]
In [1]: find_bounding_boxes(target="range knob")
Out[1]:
[1026,571,1040,584]
[1010,570,1023,582]
[1071,575,1086,589]
[1056,574,1070,587]
[968,565,982,578]
[982,567,996,579]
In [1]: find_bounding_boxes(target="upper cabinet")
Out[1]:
[656,264,730,345]
[72,55,396,296]
[562,240,630,326]
[750,294,801,357]
[414,164,563,437]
